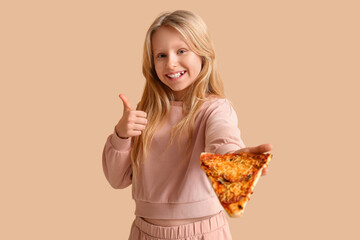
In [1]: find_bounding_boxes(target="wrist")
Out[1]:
[115,126,129,139]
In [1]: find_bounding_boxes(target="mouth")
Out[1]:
[166,70,186,80]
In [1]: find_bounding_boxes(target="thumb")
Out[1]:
[119,94,133,112]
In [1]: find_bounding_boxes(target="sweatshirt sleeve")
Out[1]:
[102,127,133,189]
[205,99,246,154]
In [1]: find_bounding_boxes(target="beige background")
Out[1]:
[1,0,359,239]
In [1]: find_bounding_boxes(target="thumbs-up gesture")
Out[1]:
[115,94,148,139]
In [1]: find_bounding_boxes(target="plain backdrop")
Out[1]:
[1,0,359,239]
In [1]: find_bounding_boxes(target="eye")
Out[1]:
[157,53,166,58]
[178,49,186,54]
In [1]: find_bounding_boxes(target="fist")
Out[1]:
[115,94,147,138]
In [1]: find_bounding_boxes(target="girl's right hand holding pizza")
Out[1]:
[115,94,147,139]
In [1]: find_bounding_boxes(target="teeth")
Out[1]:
[167,71,185,78]
[169,73,180,78]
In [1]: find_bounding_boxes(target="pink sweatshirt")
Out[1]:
[102,98,245,219]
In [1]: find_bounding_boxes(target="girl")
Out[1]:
[102,10,272,240]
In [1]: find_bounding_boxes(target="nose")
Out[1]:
[166,53,178,68]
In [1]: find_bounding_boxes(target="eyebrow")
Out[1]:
[152,45,188,54]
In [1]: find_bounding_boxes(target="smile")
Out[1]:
[166,70,186,79]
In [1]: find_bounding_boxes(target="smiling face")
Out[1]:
[151,26,203,101]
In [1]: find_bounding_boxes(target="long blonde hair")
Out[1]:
[131,10,225,170]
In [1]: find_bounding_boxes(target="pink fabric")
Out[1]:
[128,211,232,240]
[102,98,245,219]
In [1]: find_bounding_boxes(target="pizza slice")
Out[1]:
[200,152,272,217]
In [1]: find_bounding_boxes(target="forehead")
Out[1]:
[151,26,189,52]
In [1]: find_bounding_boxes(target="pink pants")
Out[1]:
[128,211,232,240]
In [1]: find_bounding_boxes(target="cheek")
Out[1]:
[188,57,202,75]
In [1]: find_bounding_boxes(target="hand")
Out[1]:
[115,94,147,139]
[234,144,273,176]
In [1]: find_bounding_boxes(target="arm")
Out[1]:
[102,127,133,189]
[102,94,147,189]
[205,99,272,176]
[205,99,246,154]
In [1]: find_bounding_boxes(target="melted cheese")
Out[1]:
[200,152,272,214]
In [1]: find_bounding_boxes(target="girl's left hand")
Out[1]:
[233,144,273,176]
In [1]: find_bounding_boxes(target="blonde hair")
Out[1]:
[131,10,225,170]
